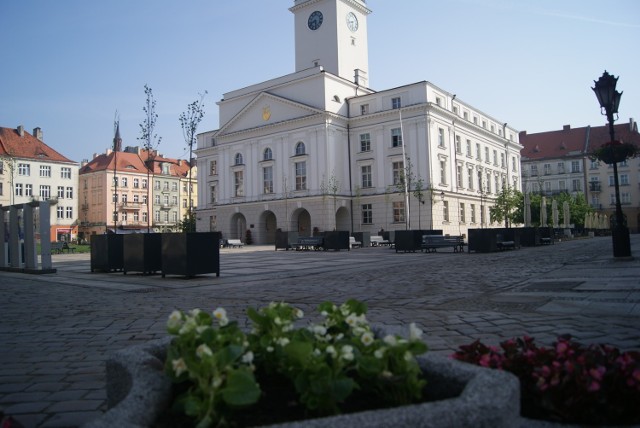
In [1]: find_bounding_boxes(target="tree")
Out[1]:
[138,85,162,233]
[0,152,16,205]
[490,186,520,227]
[178,211,196,233]
[179,91,207,232]
[515,192,592,228]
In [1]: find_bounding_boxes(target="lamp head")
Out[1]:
[592,70,622,114]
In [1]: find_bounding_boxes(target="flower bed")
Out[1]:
[452,335,640,426]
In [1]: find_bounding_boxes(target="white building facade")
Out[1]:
[195,0,521,243]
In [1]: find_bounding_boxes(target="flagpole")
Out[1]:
[399,109,410,230]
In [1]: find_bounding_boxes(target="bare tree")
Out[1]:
[138,85,162,233]
[179,91,207,232]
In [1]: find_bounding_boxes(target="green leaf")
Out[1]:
[216,344,244,367]
[284,341,314,366]
[332,377,356,401]
[221,370,261,406]
[182,395,202,417]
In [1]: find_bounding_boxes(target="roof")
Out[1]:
[0,126,76,163]
[79,151,148,175]
[519,119,640,161]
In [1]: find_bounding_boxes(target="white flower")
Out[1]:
[352,326,366,336]
[310,325,327,336]
[196,344,213,359]
[381,370,393,378]
[360,332,374,346]
[189,308,202,317]
[277,337,290,347]
[213,307,228,326]
[326,345,337,356]
[179,318,197,335]
[172,358,187,376]
[213,376,223,388]
[196,325,209,334]
[313,348,322,356]
[241,351,254,364]
[321,310,328,317]
[274,317,282,326]
[383,335,398,346]
[266,346,274,353]
[374,348,386,359]
[409,323,423,341]
[335,333,344,341]
[341,345,354,361]
[404,351,413,362]
[345,313,358,326]
[167,310,183,330]
[295,308,304,319]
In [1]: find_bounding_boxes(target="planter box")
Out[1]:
[90,234,124,272]
[86,336,521,428]
[394,230,442,253]
[123,233,162,275]
[352,231,370,248]
[275,231,298,251]
[161,232,220,278]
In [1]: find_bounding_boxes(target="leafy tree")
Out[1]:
[178,211,196,233]
[490,186,520,227]
[138,85,162,233]
[512,192,592,227]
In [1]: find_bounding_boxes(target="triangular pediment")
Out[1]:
[216,92,324,138]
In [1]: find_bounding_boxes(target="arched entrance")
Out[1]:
[335,206,351,231]
[229,213,247,240]
[292,208,311,237]
[260,211,278,244]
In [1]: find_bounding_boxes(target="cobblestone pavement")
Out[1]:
[1,235,639,427]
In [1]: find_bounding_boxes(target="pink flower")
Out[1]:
[589,367,606,381]
[588,381,601,392]
[556,341,568,355]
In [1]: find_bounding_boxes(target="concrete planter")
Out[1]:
[85,337,521,428]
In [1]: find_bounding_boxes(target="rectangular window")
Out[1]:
[295,161,306,191]
[210,160,217,175]
[154,211,160,222]
[493,150,498,165]
[121,177,128,187]
[391,128,402,147]
[172,182,178,191]
[531,165,538,176]
[360,104,369,115]
[467,169,474,191]
[25,184,32,196]
[572,179,582,191]
[362,203,372,225]
[360,133,371,152]
[512,157,518,172]
[438,128,445,147]
[55,185,64,198]
[439,160,447,184]
[133,212,139,222]
[143,195,147,205]
[621,193,631,204]
[545,181,551,192]
[172,211,178,223]
[143,212,148,223]
[113,193,119,203]
[40,165,51,177]
[455,135,461,153]
[459,202,466,223]
[544,164,551,175]
[61,167,72,179]
[443,200,449,222]
[210,185,216,203]
[164,211,169,222]
[501,153,505,168]
[163,182,169,191]
[39,185,51,200]
[18,163,30,176]
[57,206,64,219]
[171,195,178,205]
[476,143,481,160]
[559,180,566,191]
[477,171,483,191]
[392,161,404,185]
[620,174,629,185]
[456,165,463,188]
[183,199,187,208]
[163,195,169,205]
[235,170,244,196]
[66,207,73,219]
[571,161,581,173]
[15,183,23,196]
[484,147,490,163]
[361,165,372,188]
[263,166,273,194]
[470,204,476,223]
[392,201,405,223]
[486,173,492,193]
[142,179,148,189]
[391,97,401,109]
[466,140,472,157]
[133,178,139,188]
[154,180,160,190]
[133,194,139,203]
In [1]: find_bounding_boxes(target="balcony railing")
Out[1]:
[589,183,601,192]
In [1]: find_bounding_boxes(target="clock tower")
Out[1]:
[290,0,371,87]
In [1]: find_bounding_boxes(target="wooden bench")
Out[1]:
[349,236,361,248]
[421,235,465,253]
[496,234,516,251]
[292,237,324,251]
[370,236,390,247]
[226,239,244,248]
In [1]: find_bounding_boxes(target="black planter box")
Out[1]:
[275,231,298,251]
[352,232,370,247]
[322,231,349,251]
[467,228,498,253]
[90,234,124,272]
[395,230,442,253]
[161,232,220,278]
[518,227,540,247]
[123,234,162,275]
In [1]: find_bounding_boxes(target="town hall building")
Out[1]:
[195,0,522,244]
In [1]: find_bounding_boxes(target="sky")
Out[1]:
[1,0,639,163]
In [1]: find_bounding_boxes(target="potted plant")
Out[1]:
[88,300,520,427]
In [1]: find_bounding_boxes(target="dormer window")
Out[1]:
[295,142,306,156]
[235,153,244,165]
[392,97,401,109]
[263,147,273,161]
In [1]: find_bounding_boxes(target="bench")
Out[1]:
[349,236,361,248]
[421,235,465,253]
[51,242,64,254]
[496,234,516,251]
[292,237,324,251]
[62,242,76,253]
[370,236,390,247]
[226,239,244,248]
[540,237,553,245]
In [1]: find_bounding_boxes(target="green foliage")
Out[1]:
[179,212,196,233]
[490,186,520,227]
[166,300,429,427]
[512,192,592,227]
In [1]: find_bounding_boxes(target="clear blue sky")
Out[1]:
[2,0,639,163]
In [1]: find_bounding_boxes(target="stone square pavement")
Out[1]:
[1,235,639,427]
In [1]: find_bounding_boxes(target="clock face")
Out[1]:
[346,12,358,32]
[308,11,323,30]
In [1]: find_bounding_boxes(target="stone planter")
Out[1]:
[90,234,124,272]
[85,337,521,428]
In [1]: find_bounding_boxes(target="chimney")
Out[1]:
[563,125,571,131]
[33,127,43,140]
[17,125,24,137]
[630,117,637,132]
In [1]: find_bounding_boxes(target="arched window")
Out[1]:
[263,147,273,161]
[234,153,243,165]
[295,142,306,156]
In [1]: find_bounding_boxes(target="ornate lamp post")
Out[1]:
[592,70,631,257]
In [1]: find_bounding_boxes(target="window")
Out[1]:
[482,120,487,129]
[484,147,490,163]
[438,128,445,147]
[531,165,538,176]
[621,193,631,204]
[18,163,29,175]
[57,206,64,219]
[235,153,244,165]
[467,169,474,191]
[486,173,492,193]
[435,97,441,106]
[476,144,481,160]
[163,182,169,191]
[234,171,244,196]
[66,207,73,219]
[463,111,469,120]
[142,195,148,205]
[456,165,463,188]
[477,171,483,191]
[493,150,498,165]
[545,181,551,192]
[512,157,518,172]
[466,140,472,157]
[559,180,566,191]
[443,201,449,222]
[263,166,273,193]
[543,164,551,175]
[361,165,372,188]
[501,153,505,168]
[571,161,581,173]
[295,142,306,155]
[608,175,615,186]
[171,195,178,205]
[572,179,582,191]
[143,212,148,223]
[15,183,23,196]
[25,184,32,196]
[263,148,273,161]
[154,194,160,204]
[439,159,447,184]
[183,199,187,208]
[360,133,371,152]
[391,97,401,109]
[620,174,629,185]
[61,167,72,179]
[210,160,217,175]
[392,201,405,223]
[455,136,461,153]
[40,165,51,177]
[133,212,139,222]
[459,202,466,223]
[362,204,372,225]
[154,180,160,190]
[133,178,139,188]
[164,211,169,222]
[392,161,404,185]
[154,211,160,222]
[142,179,148,189]
[163,195,169,206]
[391,128,402,147]
[360,104,369,115]
[133,194,139,203]
[480,204,485,225]
[172,211,178,223]
[57,186,65,198]
[495,176,500,194]
[172,182,178,191]
[470,204,476,223]
[39,185,51,200]
[295,161,307,190]
[210,185,216,203]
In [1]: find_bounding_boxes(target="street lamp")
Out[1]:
[592,70,631,257]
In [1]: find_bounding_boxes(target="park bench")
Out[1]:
[226,239,244,248]
[51,242,64,254]
[496,234,516,251]
[370,236,390,247]
[540,237,553,245]
[421,235,465,253]
[349,236,362,248]
[62,242,76,253]
[292,236,324,251]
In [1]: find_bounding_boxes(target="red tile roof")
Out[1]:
[0,126,76,163]
[79,150,149,174]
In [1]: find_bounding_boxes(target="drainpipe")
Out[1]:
[347,99,354,233]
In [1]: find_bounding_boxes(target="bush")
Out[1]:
[452,335,640,425]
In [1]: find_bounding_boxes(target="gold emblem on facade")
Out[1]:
[262,106,271,121]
